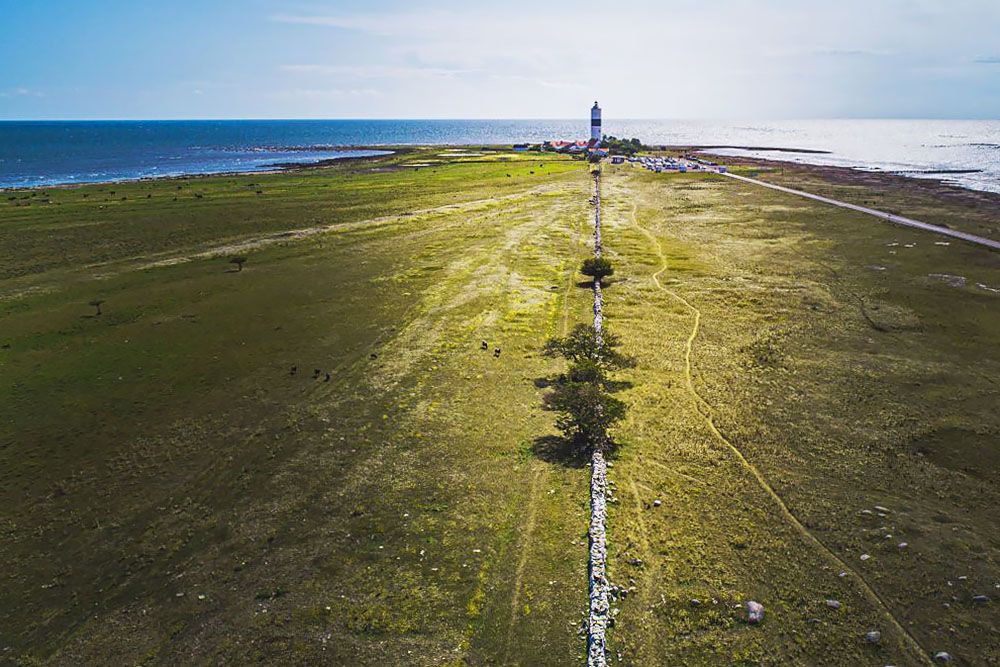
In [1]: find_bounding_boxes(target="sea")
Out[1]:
[1,119,998,194]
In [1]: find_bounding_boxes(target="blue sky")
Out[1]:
[2,0,999,119]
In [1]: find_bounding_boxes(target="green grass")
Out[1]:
[3,150,999,665]
[1,150,595,665]
[600,163,1000,665]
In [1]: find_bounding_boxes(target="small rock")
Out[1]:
[898,542,908,549]
[972,595,990,604]
[826,599,841,610]
[933,652,952,662]
[197,594,206,601]
[690,599,702,607]
[838,571,848,578]
[874,505,891,513]
[865,630,881,644]
[745,600,765,624]
[653,499,662,507]
[860,554,871,561]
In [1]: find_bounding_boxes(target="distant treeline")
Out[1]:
[600,136,643,155]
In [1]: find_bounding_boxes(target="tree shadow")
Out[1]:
[531,435,590,468]
[575,278,621,289]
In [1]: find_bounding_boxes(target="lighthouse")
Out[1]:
[590,101,602,142]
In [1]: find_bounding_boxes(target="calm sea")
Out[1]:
[1,119,998,193]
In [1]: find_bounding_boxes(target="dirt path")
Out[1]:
[626,199,934,666]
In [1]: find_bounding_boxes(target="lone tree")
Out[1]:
[88,299,105,316]
[229,256,247,272]
[542,324,635,455]
[580,256,615,283]
[545,381,627,454]
[544,324,634,374]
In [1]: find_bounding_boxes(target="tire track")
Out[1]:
[504,466,545,661]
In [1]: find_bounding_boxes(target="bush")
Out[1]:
[580,257,615,282]
[600,136,644,156]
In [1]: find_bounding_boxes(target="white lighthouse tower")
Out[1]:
[590,101,602,143]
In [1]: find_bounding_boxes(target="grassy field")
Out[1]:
[1,149,597,665]
[600,163,1000,665]
[2,149,999,665]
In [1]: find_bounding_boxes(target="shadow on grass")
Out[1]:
[574,278,623,289]
[531,434,589,468]
[533,376,633,393]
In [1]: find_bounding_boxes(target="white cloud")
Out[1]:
[0,87,44,98]
[280,64,469,79]
[271,11,451,36]
[275,88,382,99]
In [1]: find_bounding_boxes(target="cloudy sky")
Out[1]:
[2,0,999,119]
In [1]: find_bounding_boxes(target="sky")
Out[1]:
[2,0,999,120]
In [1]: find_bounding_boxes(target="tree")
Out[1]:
[599,135,644,156]
[543,324,635,373]
[542,324,636,454]
[88,299,105,316]
[580,256,615,283]
[229,256,247,272]
[544,381,627,454]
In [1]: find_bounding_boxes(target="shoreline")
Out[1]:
[0,147,399,192]
[2,142,998,207]
[697,149,1000,210]
[692,145,998,195]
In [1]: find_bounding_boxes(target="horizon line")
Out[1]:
[2,116,999,123]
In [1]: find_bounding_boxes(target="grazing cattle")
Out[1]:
[290,365,297,375]
[370,353,378,360]
[313,368,321,378]
[481,340,489,350]
[494,347,501,358]
[324,372,331,382]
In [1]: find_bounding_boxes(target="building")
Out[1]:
[544,102,606,155]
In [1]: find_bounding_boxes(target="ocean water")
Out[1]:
[1,119,998,193]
